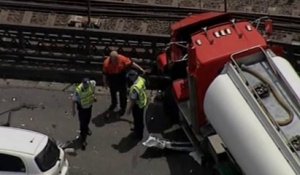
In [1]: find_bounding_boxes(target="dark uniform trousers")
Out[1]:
[132,104,144,139]
[77,103,92,142]
[107,72,127,112]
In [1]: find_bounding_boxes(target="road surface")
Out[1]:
[0,79,213,175]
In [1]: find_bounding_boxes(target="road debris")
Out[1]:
[189,151,202,165]
[64,148,77,156]
[39,102,46,109]
[142,135,194,151]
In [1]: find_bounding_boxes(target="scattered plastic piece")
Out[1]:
[189,151,202,165]
[143,135,166,149]
[64,148,77,156]
[142,135,194,151]
[39,103,45,109]
[64,148,75,153]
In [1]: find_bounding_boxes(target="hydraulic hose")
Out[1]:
[241,65,294,126]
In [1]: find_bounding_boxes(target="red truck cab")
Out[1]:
[158,12,267,131]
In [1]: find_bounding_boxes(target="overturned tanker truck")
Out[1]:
[155,12,300,175]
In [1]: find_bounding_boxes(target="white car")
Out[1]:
[0,126,69,175]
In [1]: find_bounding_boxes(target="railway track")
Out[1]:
[0,0,299,35]
[0,22,171,88]
[0,10,299,36]
[0,0,299,23]
[0,0,196,20]
[0,21,298,88]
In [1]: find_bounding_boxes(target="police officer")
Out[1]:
[72,78,96,149]
[103,50,145,116]
[126,70,148,140]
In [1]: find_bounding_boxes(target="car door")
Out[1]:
[0,153,27,175]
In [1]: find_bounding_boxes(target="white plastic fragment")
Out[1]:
[64,148,76,153]
[142,135,194,151]
[189,151,202,165]
[64,148,77,156]
[142,135,166,149]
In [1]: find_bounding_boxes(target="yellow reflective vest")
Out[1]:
[129,76,148,108]
[75,83,95,108]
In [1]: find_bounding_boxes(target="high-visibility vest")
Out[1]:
[130,76,148,108]
[76,83,95,108]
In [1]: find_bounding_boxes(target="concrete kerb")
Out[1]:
[0,79,9,87]
[0,79,158,98]
[0,79,109,96]
[0,79,38,89]
[63,84,109,95]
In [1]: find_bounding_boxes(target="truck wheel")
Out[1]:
[163,86,179,124]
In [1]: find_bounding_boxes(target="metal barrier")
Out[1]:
[0,22,169,61]
[0,22,170,88]
[269,40,300,72]
[0,23,298,89]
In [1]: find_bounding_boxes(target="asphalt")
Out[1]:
[0,79,213,175]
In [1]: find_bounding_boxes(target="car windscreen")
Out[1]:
[34,138,60,172]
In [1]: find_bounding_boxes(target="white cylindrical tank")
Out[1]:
[271,56,300,104]
[204,74,296,175]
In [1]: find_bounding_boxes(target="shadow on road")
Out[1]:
[140,102,214,175]
[140,130,213,175]
[60,138,83,156]
[92,108,132,127]
[112,132,140,153]
[145,102,174,134]
[140,147,173,159]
